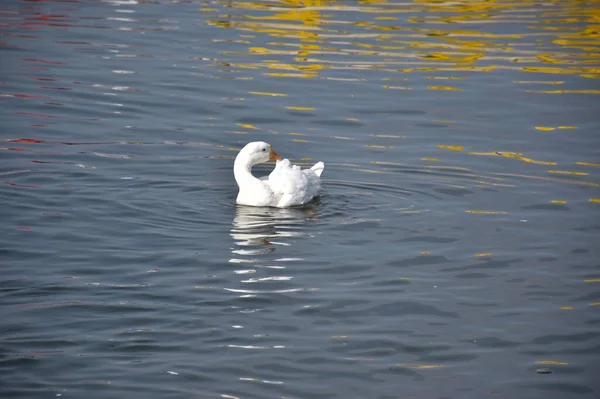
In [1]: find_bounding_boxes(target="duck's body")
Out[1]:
[234,141,324,208]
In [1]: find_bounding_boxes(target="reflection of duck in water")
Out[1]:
[230,205,316,249]
[234,141,324,208]
[228,206,320,295]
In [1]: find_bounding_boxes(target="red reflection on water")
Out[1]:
[14,226,32,231]
[60,141,116,145]
[6,34,40,39]
[7,138,46,144]
[56,40,90,45]
[32,14,70,21]
[4,181,41,188]
[14,93,48,98]
[27,77,56,81]
[22,58,65,65]
[40,86,71,90]
[14,111,54,118]
[24,21,72,28]
[31,160,75,165]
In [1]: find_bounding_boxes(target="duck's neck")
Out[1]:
[234,156,259,188]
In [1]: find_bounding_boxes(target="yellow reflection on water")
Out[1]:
[248,91,288,96]
[394,363,444,369]
[548,170,589,176]
[576,162,600,167]
[535,360,569,366]
[474,252,491,257]
[286,106,315,111]
[204,0,599,85]
[236,123,261,130]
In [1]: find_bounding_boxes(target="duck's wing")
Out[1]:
[310,161,325,177]
[268,159,322,207]
[267,159,292,193]
[258,158,287,182]
[302,167,322,199]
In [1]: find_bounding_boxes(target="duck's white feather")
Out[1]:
[267,159,322,207]
[310,161,324,177]
[234,142,324,208]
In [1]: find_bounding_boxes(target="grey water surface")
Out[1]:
[1,0,599,398]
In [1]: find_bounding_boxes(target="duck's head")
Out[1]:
[238,141,281,165]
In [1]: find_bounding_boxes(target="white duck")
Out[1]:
[233,141,324,208]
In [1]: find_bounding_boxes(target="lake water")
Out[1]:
[1,0,599,398]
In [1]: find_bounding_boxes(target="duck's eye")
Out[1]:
[262,148,266,152]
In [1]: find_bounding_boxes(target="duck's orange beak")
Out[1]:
[269,147,282,162]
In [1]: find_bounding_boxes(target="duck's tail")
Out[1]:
[310,161,325,177]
